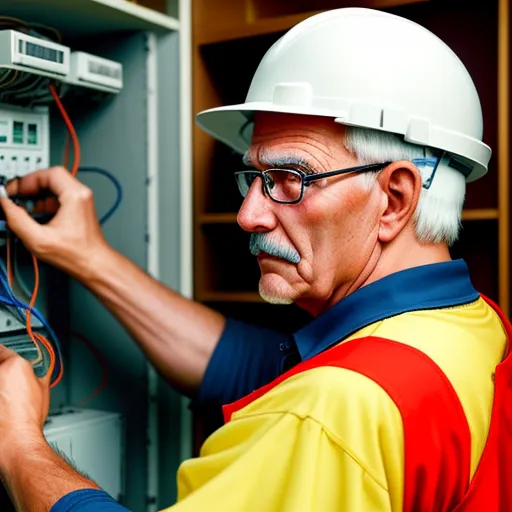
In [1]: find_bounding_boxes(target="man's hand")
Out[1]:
[0,346,102,511]
[0,345,49,463]
[0,166,110,280]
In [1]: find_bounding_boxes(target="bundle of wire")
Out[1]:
[0,253,63,386]
[0,81,80,387]
[0,17,62,104]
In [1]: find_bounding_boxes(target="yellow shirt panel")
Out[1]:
[169,371,395,512]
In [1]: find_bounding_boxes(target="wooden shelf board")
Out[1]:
[197,213,238,223]
[0,0,179,38]
[195,0,429,45]
[461,208,499,221]
[196,11,322,45]
[198,209,499,225]
[197,291,263,303]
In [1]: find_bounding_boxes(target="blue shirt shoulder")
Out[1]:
[193,316,300,414]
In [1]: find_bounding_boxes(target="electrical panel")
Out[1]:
[44,408,125,500]
[69,52,123,93]
[0,30,70,77]
[0,102,49,182]
[0,10,171,510]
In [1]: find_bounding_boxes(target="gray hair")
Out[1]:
[343,126,466,246]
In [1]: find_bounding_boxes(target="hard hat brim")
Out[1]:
[196,102,490,182]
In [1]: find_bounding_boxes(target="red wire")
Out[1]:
[70,330,108,406]
[63,133,70,170]
[49,83,80,175]
[3,82,80,388]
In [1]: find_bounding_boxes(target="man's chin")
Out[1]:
[258,280,295,305]
[259,292,294,305]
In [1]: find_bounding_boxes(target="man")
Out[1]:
[0,7,509,512]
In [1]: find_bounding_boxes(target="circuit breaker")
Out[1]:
[0,102,49,182]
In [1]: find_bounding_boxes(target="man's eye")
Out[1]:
[285,173,302,183]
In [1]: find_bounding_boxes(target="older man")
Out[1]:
[0,7,510,512]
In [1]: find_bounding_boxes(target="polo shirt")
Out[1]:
[51,259,506,512]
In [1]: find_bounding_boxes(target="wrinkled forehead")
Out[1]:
[244,112,352,170]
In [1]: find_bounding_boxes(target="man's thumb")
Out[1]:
[0,186,41,243]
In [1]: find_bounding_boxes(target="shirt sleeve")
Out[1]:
[192,317,300,413]
[50,490,132,512]
[164,410,391,512]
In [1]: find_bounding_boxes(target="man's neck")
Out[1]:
[298,241,452,317]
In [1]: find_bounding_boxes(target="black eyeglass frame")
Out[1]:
[234,162,392,205]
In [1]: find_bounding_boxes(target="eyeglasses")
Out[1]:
[234,162,391,205]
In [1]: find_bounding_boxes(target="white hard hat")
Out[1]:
[196,8,491,182]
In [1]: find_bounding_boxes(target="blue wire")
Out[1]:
[78,167,123,225]
[0,294,63,382]
[0,259,26,322]
[0,263,63,381]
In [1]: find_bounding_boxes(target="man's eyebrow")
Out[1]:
[242,151,252,167]
[242,152,315,173]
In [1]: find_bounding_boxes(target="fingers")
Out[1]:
[0,189,46,245]
[29,196,59,215]
[5,166,81,200]
[0,344,20,364]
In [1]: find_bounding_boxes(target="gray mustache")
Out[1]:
[249,233,301,264]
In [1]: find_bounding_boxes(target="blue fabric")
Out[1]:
[195,260,479,413]
[194,317,299,413]
[50,489,131,512]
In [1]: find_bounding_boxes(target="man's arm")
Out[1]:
[0,434,102,512]
[0,168,225,396]
[0,346,109,512]
[76,245,225,395]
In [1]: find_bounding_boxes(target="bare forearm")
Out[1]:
[78,246,225,394]
[0,434,99,512]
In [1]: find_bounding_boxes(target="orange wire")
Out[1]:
[49,83,80,175]
[7,239,61,386]
[25,251,61,387]
[35,332,56,385]
[2,83,76,389]
[6,238,42,366]
[27,253,63,388]
[25,252,39,347]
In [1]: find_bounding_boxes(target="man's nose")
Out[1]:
[237,177,277,233]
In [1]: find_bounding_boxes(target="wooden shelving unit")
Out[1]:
[192,0,511,315]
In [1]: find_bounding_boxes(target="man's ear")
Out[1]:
[377,160,423,243]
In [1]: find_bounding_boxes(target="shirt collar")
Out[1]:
[293,259,479,361]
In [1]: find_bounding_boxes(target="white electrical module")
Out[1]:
[44,408,125,501]
[0,102,49,181]
[0,30,70,77]
[69,52,123,93]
